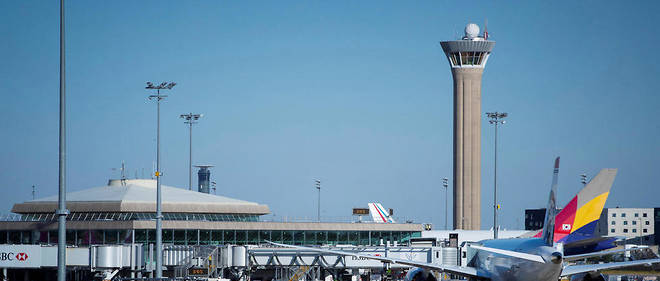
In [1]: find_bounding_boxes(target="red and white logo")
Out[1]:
[562,224,572,231]
[15,253,28,261]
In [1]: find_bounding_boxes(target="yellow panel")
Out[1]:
[573,192,609,231]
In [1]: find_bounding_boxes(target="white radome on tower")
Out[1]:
[465,23,480,39]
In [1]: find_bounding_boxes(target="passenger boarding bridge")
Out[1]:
[0,243,460,280]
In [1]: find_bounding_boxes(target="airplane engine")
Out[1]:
[569,272,607,281]
[405,267,436,281]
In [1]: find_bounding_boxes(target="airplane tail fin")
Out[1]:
[368,203,395,223]
[542,157,560,245]
[555,168,617,244]
[533,168,617,250]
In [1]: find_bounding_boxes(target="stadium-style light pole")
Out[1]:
[146,81,176,279]
[57,1,69,280]
[487,112,507,239]
[180,113,203,191]
[443,178,449,230]
[580,173,588,186]
[315,180,321,222]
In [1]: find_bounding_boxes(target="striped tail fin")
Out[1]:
[533,168,617,249]
[542,157,560,245]
[368,203,395,223]
[554,168,617,244]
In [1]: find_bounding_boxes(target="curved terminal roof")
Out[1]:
[11,179,270,215]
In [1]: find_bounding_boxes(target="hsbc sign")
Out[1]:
[0,245,41,268]
[0,252,28,261]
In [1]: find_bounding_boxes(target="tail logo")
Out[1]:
[562,224,572,231]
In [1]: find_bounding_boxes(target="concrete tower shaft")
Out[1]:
[441,30,495,230]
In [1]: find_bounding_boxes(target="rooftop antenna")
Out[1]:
[31,185,35,200]
[120,161,126,179]
[120,161,127,186]
[483,18,489,40]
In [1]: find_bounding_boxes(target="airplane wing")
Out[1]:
[561,258,660,277]
[266,241,488,279]
[564,246,647,262]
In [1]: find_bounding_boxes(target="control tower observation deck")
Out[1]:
[440,23,495,230]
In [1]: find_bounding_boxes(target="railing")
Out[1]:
[260,215,429,224]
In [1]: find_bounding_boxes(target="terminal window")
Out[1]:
[623,229,629,233]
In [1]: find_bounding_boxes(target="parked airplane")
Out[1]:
[270,158,660,281]
[368,203,395,223]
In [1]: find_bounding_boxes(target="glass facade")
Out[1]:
[16,212,259,222]
[0,229,420,247]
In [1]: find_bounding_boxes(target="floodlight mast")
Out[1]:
[146,81,176,279]
[486,111,507,239]
[180,113,203,191]
[580,173,588,186]
[57,1,69,281]
[443,178,449,230]
[315,180,321,222]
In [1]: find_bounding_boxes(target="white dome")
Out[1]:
[464,23,480,39]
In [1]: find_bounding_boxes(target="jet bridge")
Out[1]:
[0,244,461,280]
[247,246,445,269]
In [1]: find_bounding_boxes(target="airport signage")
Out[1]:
[188,267,209,276]
[0,245,42,268]
[352,208,369,215]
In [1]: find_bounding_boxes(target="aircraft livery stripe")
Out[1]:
[376,204,393,223]
[573,192,609,231]
[373,204,387,222]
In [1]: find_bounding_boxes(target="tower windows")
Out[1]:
[449,52,488,67]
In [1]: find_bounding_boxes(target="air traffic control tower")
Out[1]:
[440,23,495,230]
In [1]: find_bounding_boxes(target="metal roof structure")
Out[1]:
[11,179,270,215]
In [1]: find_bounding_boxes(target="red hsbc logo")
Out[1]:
[15,253,28,261]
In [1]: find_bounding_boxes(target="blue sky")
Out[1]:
[2,0,659,229]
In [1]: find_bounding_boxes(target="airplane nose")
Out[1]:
[550,252,563,264]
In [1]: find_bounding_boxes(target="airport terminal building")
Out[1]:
[0,179,422,247]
